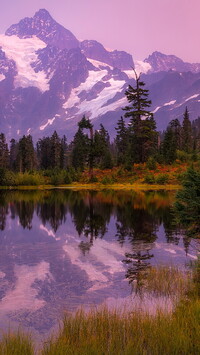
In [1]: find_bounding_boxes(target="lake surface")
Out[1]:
[0,189,199,338]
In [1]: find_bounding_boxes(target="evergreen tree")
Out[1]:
[37,137,52,170]
[17,135,35,172]
[72,127,89,171]
[162,119,183,164]
[169,119,182,150]
[182,107,192,153]
[162,126,177,164]
[175,167,200,236]
[123,70,152,121]
[0,133,9,169]
[10,138,18,171]
[123,70,157,163]
[191,116,200,151]
[60,135,67,169]
[78,116,94,177]
[115,117,130,166]
[50,131,62,169]
[139,115,158,162]
[94,124,113,169]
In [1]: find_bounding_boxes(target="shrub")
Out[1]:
[101,176,114,185]
[15,172,46,186]
[89,176,98,183]
[117,167,125,177]
[64,172,72,184]
[146,157,157,170]
[0,168,6,185]
[50,171,65,186]
[176,150,190,162]
[143,174,155,184]
[155,173,169,185]
[4,171,17,186]
[176,172,186,183]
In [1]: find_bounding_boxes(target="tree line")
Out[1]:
[0,72,200,179]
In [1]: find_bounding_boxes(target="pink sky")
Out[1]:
[1,0,200,62]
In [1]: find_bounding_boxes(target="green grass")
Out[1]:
[0,331,34,355]
[0,262,199,354]
[42,300,200,355]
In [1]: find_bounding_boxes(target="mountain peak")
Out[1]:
[34,9,52,19]
[146,51,183,62]
[5,9,79,50]
[144,51,198,73]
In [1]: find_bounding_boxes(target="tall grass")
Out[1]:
[42,300,200,355]
[0,262,199,354]
[141,266,191,298]
[42,263,199,355]
[0,332,34,355]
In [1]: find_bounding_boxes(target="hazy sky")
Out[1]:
[1,0,200,62]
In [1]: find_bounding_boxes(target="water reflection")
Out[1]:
[0,189,199,336]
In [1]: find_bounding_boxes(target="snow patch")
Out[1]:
[124,61,151,78]
[123,70,135,79]
[0,74,5,82]
[152,106,161,113]
[185,94,199,102]
[87,58,113,69]
[164,100,176,106]
[63,68,108,110]
[40,117,55,131]
[0,35,49,92]
[134,60,152,75]
[78,78,125,119]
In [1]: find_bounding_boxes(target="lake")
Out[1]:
[0,189,199,339]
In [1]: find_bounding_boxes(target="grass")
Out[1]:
[0,331,34,355]
[0,262,199,354]
[41,301,200,355]
[141,266,192,298]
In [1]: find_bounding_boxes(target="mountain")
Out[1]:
[147,70,200,130]
[0,9,200,141]
[144,51,200,74]
[5,9,79,50]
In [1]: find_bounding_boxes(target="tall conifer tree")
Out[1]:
[182,107,192,153]
[123,70,157,163]
[0,133,9,169]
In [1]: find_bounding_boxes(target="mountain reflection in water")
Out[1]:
[0,189,199,336]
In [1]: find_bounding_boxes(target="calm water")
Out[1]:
[0,189,199,338]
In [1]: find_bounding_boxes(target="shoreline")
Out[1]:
[0,183,181,191]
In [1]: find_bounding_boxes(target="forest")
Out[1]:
[0,73,200,186]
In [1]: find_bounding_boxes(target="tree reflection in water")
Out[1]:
[0,189,189,285]
[123,249,154,294]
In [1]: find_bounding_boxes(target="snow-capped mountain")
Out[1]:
[0,9,200,140]
[5,9,79,50]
